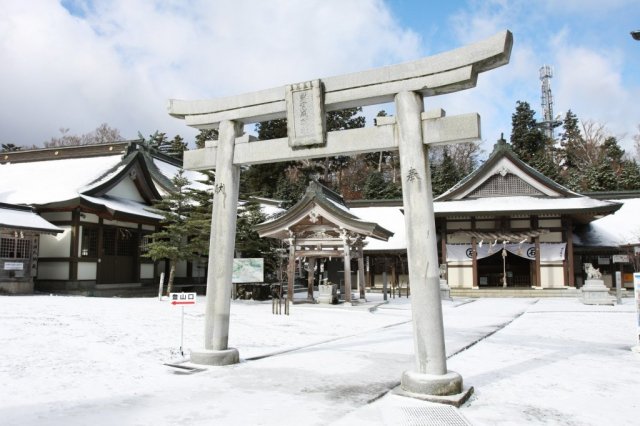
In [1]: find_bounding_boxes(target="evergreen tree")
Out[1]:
[618,160,640,190]
[241,119,292,198]
[195,129,219,149]
[431,148,460,196]
[142,131,171,154]
[510,101,546,163]
[363,170,402,199]
[559,110,582,168]
[143,170,208,295]
[273,173,307,209]
[167,135,187,159]
[1,143,21,152]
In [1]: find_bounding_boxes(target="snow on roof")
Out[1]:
[578,198,640,246]
[80,195,163,220]
[0,205,62,234]
[351,206,406,251]
[434,195,617,214]
[260,203,284,218]
[152,159,210,191]
[0,156,123,205]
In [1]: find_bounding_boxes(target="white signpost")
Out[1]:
[170,30,512,403]
[170,292,197,356]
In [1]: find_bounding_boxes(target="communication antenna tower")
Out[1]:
[539,65,560,139]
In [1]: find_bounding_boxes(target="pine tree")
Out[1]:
[510,101,546,163]
[559,110,582,168]
[167,135,187,159]
[195,129,219,149]
[144,170,208,295]
[431,148,460,196]
[618,160,640,190]
[363,171,387,199]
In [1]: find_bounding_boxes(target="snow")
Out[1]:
[352,206,406,251]
[152,159,210,191]
[1,294,638,425]
[80,194,163,220]
[586,198,640,246]
[434,195,619,214]
[0,206,62,233]
[0,156,122,204]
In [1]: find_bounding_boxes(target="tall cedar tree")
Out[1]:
[245,108,366,203]
[510,100,560,182]
[144,170,208,295]
[242,119,292,198]
[510,101,545,163]
[559,110,582,169]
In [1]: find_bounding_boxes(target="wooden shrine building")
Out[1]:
[255,181,393,303]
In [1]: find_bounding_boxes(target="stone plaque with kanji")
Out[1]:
[285,79,326,148]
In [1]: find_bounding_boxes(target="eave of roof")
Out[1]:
[0,203,63,234]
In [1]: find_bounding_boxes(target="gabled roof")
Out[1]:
[437,137,577,200]
[255,181,393,241]
[433,137,621,223]
[0,202,62,234]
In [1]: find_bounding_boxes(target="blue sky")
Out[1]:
[1,0,639,155]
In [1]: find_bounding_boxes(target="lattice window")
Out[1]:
[0,237,14,258]
[469,173,543,198]
[0,235,30,259]
[81,227,98,257]
[16,239,30,259]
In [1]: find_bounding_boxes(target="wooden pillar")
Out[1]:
[535,236,541,288]
[472,237,478,289]
[307,257,316,301]
[440,227,447,277]
[69,208,80,281]
[357,245,366,300]
[566,217,575,287]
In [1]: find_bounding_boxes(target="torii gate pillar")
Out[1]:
[395,91,466,399]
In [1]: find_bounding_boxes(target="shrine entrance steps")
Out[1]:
[450,288,581,298]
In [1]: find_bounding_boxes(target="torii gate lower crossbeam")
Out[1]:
[172,30,512,402]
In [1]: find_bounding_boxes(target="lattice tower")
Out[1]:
[539,65,556,139]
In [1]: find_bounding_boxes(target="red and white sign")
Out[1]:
[169,292,197,306]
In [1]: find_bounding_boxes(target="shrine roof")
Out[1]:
[255,181,393,241]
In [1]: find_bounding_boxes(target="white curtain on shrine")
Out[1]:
[446,243,566,262]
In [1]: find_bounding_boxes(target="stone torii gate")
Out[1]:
[170,30,512,401]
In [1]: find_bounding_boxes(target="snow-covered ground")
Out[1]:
[1,293,638,425]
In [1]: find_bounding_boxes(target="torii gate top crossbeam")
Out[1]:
[168,31,512,128]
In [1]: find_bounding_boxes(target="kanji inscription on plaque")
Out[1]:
[285,79,326,148]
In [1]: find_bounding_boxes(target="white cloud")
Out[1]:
[0,0,420,146]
